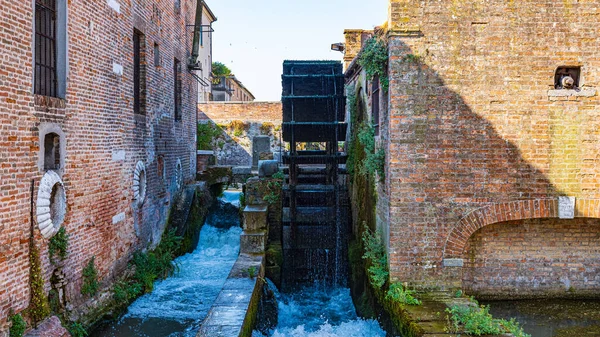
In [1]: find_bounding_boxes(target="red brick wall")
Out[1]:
[0,0,198,329]
[382,0,600,292]
[463,218,600,299]
[199,102,282,122]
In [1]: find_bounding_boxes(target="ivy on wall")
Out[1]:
[28,238,50,325]
[358,36,389,91]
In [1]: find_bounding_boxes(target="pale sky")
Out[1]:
[207,0,389,101]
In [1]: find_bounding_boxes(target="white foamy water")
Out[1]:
[220,190,242,208]
[93,192,242,337]
[254,286,387,337]
[124,225,242,321]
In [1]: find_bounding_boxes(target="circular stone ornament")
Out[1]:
[133,161,147,207]
[37,171,66,239]
[175,159,183,191]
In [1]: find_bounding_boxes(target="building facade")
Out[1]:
[346,0,600,298]
[0,0,199,331]
[212,75,256,102]
[196,1,217,103]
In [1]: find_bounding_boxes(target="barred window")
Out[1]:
[35,0,58,97]
[133,29,146,114]
[174,58,182,121]
[372,76,380,136]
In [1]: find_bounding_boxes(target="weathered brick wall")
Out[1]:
[198,102,283,166]
[0,0,197,330]
[463,218,600,299]
[384,0,600,292]
[199,102,282,122]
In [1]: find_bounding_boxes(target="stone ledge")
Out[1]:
[197,253,264,337]
[547,88,596,97]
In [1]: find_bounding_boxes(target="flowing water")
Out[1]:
[92,193,242,337]
[483,299,600,337]
[253,284,387,337]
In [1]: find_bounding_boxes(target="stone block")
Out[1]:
[252,136,271,169]
[258,160,279,178]
[259,151,274,160]
[442,258,464,267]
[243,204,268,231]
[240,230,267,254]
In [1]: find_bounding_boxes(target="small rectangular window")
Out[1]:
[133,29,146,114]
[154,43,160,67]
[174,58,182,121]
[372,76,380,136]
[35,0,58,97]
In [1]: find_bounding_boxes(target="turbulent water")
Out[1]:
[253,285,387,337]
[92,194,242,337]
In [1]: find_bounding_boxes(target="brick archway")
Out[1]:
[443,198,600,259]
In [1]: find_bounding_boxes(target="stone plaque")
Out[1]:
[558,196,575,219]
[443,258,464,267]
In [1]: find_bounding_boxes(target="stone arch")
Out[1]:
[133,161,147,207]
[443,198,600,259]
[37,171,67,238]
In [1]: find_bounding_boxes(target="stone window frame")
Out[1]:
[547,65,597,98]
[32,0,68,99]
[133,161,147,207]
[37,170,66,239]
[38,123,66,174]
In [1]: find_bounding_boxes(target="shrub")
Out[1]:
[9,314,26,337]
[68,322,88,337]
[48,227,69,261]
[81,257,99,296]
[132,229,182,293]
[386,283,421,305]
[361,226,388,288]
[197,123,221,150]
[260,122,274,135]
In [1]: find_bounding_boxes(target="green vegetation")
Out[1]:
[229,120,246,137]
[81,257,99,296]
[263,171,284,205]
[402,54,421,63]
[247,266,257,278]
[260,122,274,135]
[212,62,232,77]
[48,227,69,261]
[446,305,530,337]
[386,283,421,306]
[362,225,421,306]
[357,124,385,181]
[361,227,388,288]
[9,313,26,337]
[197,122,221,150]
[358,36,389,91]
[132,229,182,293]
[67,322,88,337]
[28,238,50,324]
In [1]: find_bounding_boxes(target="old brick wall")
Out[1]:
[384,0,600,293]
[198,102,283,166]
[0,0,198,331]
[463,218,600,299]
